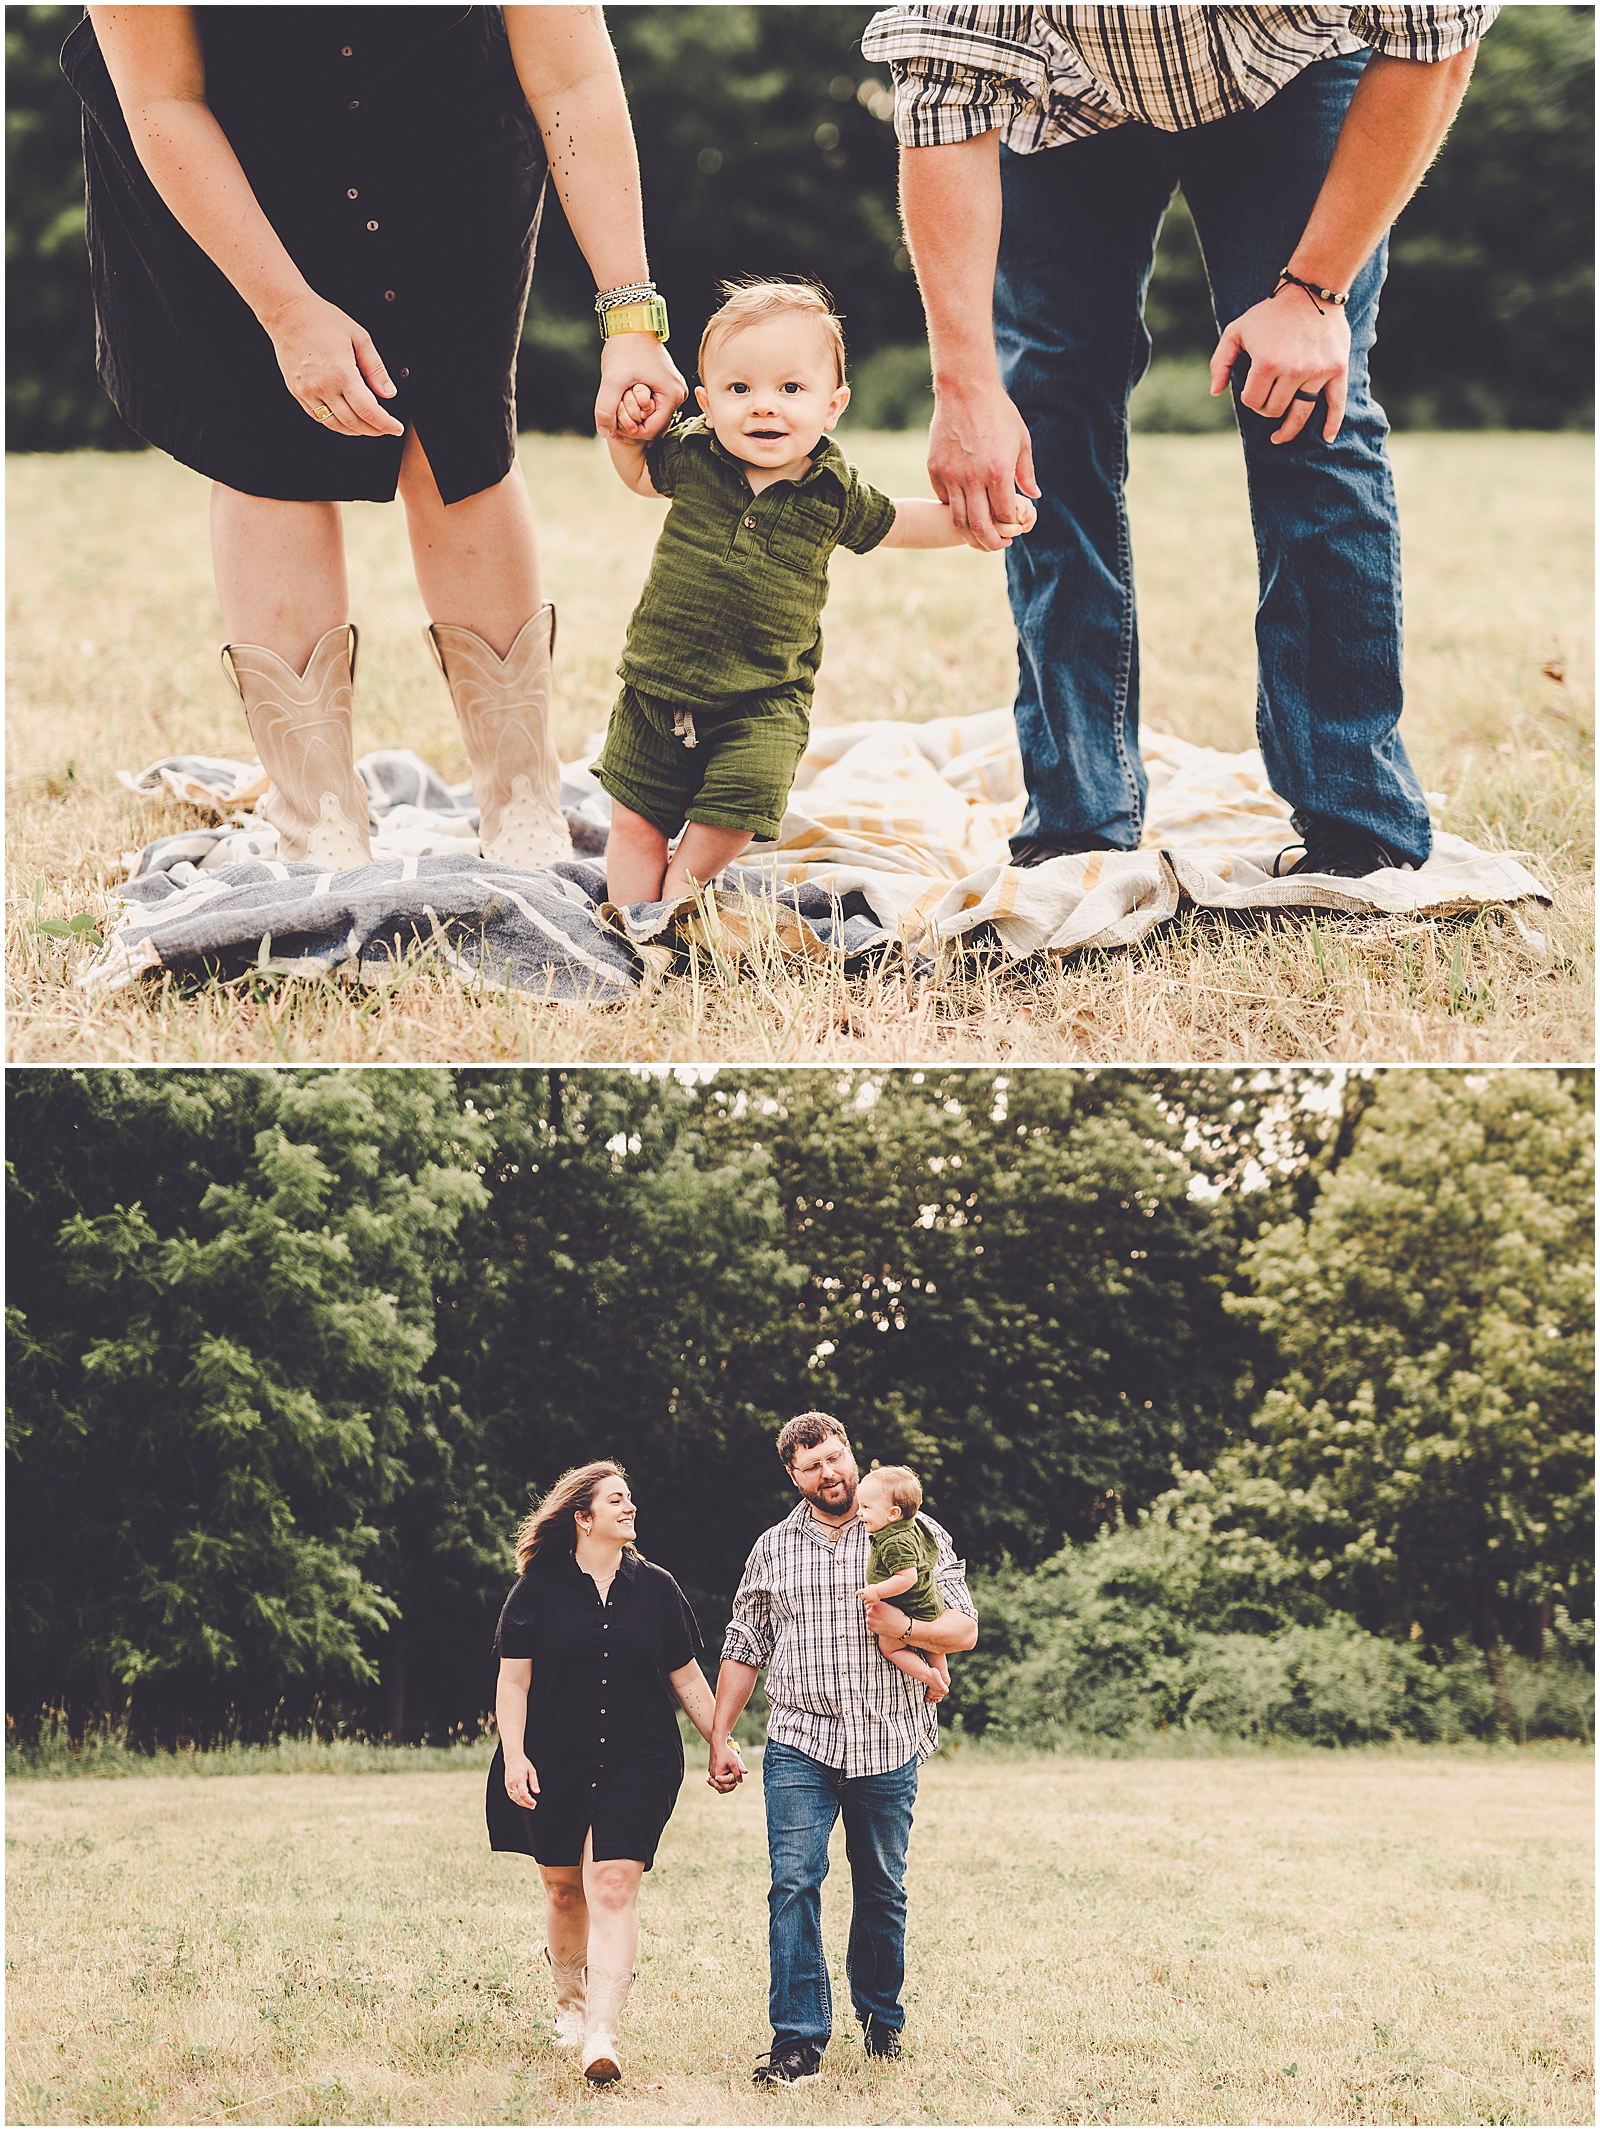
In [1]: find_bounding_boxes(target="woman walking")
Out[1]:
[487,1461,740,2084]
[65,7,684,870]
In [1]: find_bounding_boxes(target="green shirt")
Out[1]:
[868,1513,943,1623]
[619,417,898,711]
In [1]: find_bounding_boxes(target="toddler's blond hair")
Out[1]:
[865,1464,922,1521]
[698,279,847,387]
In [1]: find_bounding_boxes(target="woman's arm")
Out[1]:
[668,1658,737,1751]
[503,7,684,439]
[86,6,402,436]
[494,1658,540,1809]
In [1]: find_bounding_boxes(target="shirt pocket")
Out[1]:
[766,495,842,574]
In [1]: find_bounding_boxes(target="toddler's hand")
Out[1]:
[614,383,660,438]
[991,493,1038,543]
[856,1587,875,1606]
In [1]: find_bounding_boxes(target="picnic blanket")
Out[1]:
[82,713,1550,1000]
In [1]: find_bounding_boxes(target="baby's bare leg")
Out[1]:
[606,804,671,905]
[662,824,752,900]
[879,1635,948,1702]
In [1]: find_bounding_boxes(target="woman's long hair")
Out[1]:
[514,1460,642,1574]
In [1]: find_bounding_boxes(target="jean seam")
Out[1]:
[1109,305,1143,839]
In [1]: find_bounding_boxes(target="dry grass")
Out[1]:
[6,432,1592,1063]
[5,1744,1591,2126]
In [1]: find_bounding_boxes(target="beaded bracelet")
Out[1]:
[594,282,658,315]
[1273,269,1350,316]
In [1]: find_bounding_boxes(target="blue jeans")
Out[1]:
[763,1740,918,2050]
[994,51,1431,866]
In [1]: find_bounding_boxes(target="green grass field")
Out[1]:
[5,1745,1592,2125]
[5,432,1593,1063]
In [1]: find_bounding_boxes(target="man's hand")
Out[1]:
[1209,286,1352,445]
[928,379,1040,551]
[862,1598,911,1641]
[707,1738,747,1793]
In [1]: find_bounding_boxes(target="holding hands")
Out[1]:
[707,1738,748,1793]
[596,336,686,441]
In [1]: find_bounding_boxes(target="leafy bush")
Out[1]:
[950,1498,1594,1748]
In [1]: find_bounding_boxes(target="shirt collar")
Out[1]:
[563,1548,640,1581]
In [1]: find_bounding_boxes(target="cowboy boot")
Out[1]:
[221,624,372,868]
[426,604,572,869]
[581,1964,634,2085]
[544,1945,586,2048]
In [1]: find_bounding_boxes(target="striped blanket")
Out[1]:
[82,713,1550,1000]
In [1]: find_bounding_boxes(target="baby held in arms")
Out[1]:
[856,1464,953,1705]
[596,279,1035,906]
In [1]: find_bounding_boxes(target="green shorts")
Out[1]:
[592,684,810,843]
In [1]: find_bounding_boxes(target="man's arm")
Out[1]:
[709,1658,757,1789]
[860,1600,978,1653]
[898,130,1037,553]
[1211,46,1480,444]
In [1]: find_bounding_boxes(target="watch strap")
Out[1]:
[599,296,670,341]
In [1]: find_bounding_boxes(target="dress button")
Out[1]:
[397,367,409,380]
[366,220,379,232]
[743,515,757,529]
[340,44,354,56]
[347,100,360,110]
[384,289,397,302]
[347,188,359,200]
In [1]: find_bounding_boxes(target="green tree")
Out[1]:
[7,1070,488,1738]
[695,1069,1254,1563]
[1229,1070,1594,1717]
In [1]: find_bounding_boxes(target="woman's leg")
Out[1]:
[539,1863,588,1965]
[209,484,371,866]
[581,1839,645,1975]
[398,429,540,655]
[209,485,348,671]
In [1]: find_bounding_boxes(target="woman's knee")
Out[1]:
[584,1864,641,1913]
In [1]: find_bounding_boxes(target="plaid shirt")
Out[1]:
[722,1501,978,1778]
[861,5,1499,150]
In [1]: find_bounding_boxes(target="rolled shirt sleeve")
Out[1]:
[861,5,1049,146]
[931,1522,978,1621]
[1347,3,1501,60]
[720,1542,777,1670]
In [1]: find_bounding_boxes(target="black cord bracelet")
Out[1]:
[1273,269,1350,316]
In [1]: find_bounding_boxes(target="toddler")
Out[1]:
[855,1464,951,1705]
[598,279,1036,905]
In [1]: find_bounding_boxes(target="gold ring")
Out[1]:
[313,403,333,422]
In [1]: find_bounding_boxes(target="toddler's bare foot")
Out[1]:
[924,1679,948,1704]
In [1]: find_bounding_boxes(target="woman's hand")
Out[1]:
[503,1750,541,1811]
[264,289,405,438]
[707,1738,746,1793]
[595,334,685,442]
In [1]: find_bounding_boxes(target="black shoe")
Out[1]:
[862,2017,904,2061]
[753,2041,824,2086]
[1008,832,1126,869]
[1273,814,1411,880]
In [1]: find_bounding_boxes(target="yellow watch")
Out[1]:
[598,295,669,341]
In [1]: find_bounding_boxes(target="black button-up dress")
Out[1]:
[486,1551,702,1870]
[61,6,547,505]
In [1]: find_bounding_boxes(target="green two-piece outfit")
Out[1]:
[594,417,897,842]
[868,1514,942,1625]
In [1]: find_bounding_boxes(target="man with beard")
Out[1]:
[709,1410,978,2084]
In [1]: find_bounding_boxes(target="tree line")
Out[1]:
[5,4,1592,450]
[6,1067,1591,1749]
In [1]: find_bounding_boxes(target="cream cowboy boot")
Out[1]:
[221,624,372,868]
[426,605,572,869]
[544,1945,587,2048]
[581,1965,634,2085]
